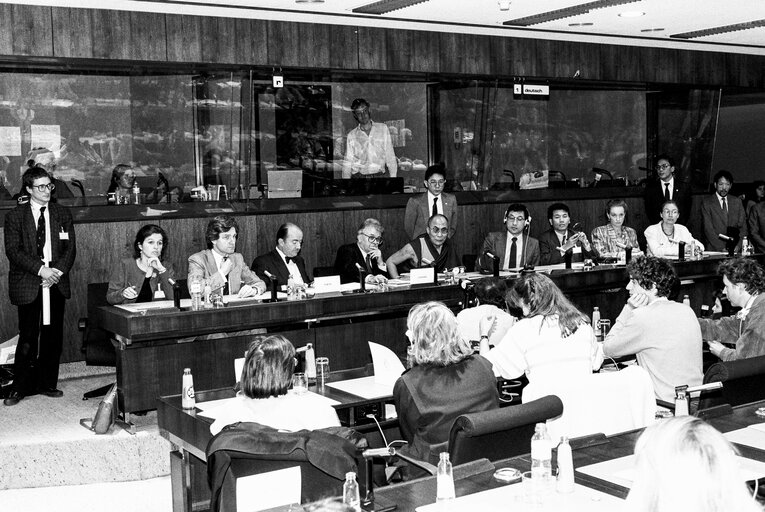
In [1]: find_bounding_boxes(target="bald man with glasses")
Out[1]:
[404,164,458,240]
[334,218,390,284]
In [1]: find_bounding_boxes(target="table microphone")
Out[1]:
[355,262,366,292]
[486,251,500,277]
[263,270,279,302]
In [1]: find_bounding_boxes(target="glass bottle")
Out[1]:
[556,437,574,493]
[342,471,360,512]
[531,423,552,480]
[436,452,455,501]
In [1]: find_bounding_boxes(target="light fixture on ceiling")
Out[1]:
[618,11,645,18]
[671,18,765,39]
[640,27,665,33]
[295,0,325,3]
[569,22,594,26]
[498,1,511,11]
[504,0,640,26]
[353,0,429,15]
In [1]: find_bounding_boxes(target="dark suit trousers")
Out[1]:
[14,285,65,393]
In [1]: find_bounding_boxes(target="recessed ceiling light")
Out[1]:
[618,11,645,18]
[568,22,594,27]
[640,27,665,33]
[498,1,511,11]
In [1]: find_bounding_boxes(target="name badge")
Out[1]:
[59,231,69,240]
[572,246,582,254]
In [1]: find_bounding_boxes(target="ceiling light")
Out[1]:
[569,22,594,26]
[498,1,511,11]
[353,0,429,15]
[640,27,665,33]
[504,0,640,27]
[618,11,645,18]
[295,0,324,3]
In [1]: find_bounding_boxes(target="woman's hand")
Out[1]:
[122,285,138,299]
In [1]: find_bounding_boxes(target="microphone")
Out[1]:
[263,270,275,279]
[263,270,279,302]
[355,262,366,292]
[592,167,613,180]
[718,234,732,242]
[523,216,531,268]
[485,252,497,260]
[485,251,499,276]
[71,179,87,205]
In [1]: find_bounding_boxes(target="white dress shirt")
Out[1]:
[277,248,304,285]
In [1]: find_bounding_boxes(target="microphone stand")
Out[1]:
[263,271,280,303]
[522,219,534,273]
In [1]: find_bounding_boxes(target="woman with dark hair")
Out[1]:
[455,277,515,347]
[644,200,704,258]
[106,164,136,204]
[481,273,603,386]
[106,224,176,304]
[210,334,340,435]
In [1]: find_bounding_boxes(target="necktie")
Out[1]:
[432,197,438,217]
[664,183,670,201]
[365,253,373,273]
[509,236,518,269]
[722,197,728,215]
[36,206,46,259]
[222,255,229,295]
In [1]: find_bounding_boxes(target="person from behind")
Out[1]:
[475,203,540,272]
[538,202,596,265]
[700,258,765,362]
[252,222,311,290]
[210,334,341,435]
[700,170,748,252]
[394,302,498,464]
[341,98,397,178]
[107,224,176,304]
[403,163,458,239]
[386,214,460,278]
[644,200,704,258]
[334,218,389,284]
[456,277,515,349]
[603,256,702,402]
[590,199,640,260]
[625,416,761,512]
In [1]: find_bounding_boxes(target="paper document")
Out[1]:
[368,342,405,387]
[113,292,287,311]
[236,466,300,512]
[725,427,765,452]
[325,376,393,400]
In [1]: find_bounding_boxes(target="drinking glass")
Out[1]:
[521,471,546,506]
[598,319,612,339]
[292,372,308,394]
[316,357,330,388]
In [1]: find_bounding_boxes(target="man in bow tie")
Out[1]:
[252,223,311,291]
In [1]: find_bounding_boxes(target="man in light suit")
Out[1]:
[252,223,311,291]
[188,215,266,297]
[4,166,76,406]
[476,203,540,272]
[700,170,748,252]
[334,218,389,284]
[644,154,692,226]
[404,164,458,240]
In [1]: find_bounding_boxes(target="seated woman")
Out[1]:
[645,200,704,258]
[625,416,761,512]
[394,302,499,465]
[107,224,176,305]
[106,163,136,204]
[590,198,640,260]
[481,273,603,387]
[456,277,515,348]
[210,334,341,435]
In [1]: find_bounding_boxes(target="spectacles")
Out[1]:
[352,108,369,115]
[362,233,383,244]
[429,227,449,234]
[657,163,671,170]
[428,179,445,187]
[33,183,55,192]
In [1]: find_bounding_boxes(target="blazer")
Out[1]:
[252,249,311,290]
[748,201,765,254]
[4,201,76,305]
[644,178,692,225]
[700,194,748,251]
[106,257,176,305]
[188,250,264,295]
[334,243,388,284]
[538,228,595,265]
[404,192,458,240]
[476,231,540,272]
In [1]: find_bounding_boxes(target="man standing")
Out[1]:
[644,154,692,225]
[538,202,596,265]
[253,223,311,290]
[386,214,460,278]
[404,164,458,240]
[476,203,540,272]
[334,218,389,284]
[603,256,703,402]
[4,166,76,406]
[342,98,397,178]
[700,170,748,252]
[700,258,765,362]
[748,198,765,254]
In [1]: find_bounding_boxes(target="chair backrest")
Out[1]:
[701,355,765,409]
[448,395,563,466]
[313,266,338,278]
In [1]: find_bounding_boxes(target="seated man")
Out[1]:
[188,215,266,297]
[334,218,389,284]
[385,214,460,279]
[475,203,540,272]
[538,202,596,265]
[252,222,311,290]
[603,256,702,402]
[700,258,765,362]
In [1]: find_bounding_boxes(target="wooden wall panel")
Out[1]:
[200,16,236,64]
[89,9,132,60]
[439,33,492,76]
[357,26,388,70]
[267,21,330,68]
[641,47,679,84]
[329,24,359,69]
[52,7,94,58]
[232,18,269,66]
[551,40,601,81]
[166,14,203,63]
[128,11,167,62]
[0,4,53,57]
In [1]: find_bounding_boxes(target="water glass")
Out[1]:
[521,471,547,506]
[598,319,612,339]
[292,372,308,394]
[316,357,330,387]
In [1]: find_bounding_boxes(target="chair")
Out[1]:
[699,354,765,410]
[206,423,366,512]
[313,266,338,278]
[461,254,477,272]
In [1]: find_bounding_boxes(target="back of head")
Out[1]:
[474,277,507,309]
[407,301,471,367]
[507,273,587,336]
[240,335,295,399]
[628,256,678,299]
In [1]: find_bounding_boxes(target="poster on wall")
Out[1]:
[31,125,61,152]
[0,127,22,156]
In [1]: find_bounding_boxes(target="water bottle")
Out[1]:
[190,277,203,311]
[436,452,455,501]
[305,343,316,380]
[556,437,574,493]
[742,236,751,256]
[131,179,141,205]
[591,307,600,328]
[203,283,213,309]
[531,423,552,481]
[182,368,195,409]
[342,471,361,512]
[683,295,691,307]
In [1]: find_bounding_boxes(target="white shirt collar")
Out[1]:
[716,192,728,204]
[737,294,758,320]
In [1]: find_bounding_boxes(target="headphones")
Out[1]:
[504,205,531,226]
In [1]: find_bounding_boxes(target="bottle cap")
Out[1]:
[345,471,356,479]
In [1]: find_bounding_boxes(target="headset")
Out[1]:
[504,204,531,228]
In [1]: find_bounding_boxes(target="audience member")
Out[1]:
[4,166,76,406]
[590,199,639,260]
[700,258,765,362]
[252,222,311,290]
[748,191,765,254]
[386,214,460,278]
[603,256,702,402]
[404,164,458,239]
[210,334,341,435]
[107,224,176,304]
[745,179,765,218]
[394,302,498,464]
[188,215,266,298]
[476,203,540,272]
[105,163,136,204]
[643,154,692,225]
[644,200,704,258]
[334,218,389,284]
[625,416,761,512]
[700,170,748,252]
[456,278,515,348]
[342,98,397,178]
[538,202,595,265]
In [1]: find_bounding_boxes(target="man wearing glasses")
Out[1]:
[334,218,389,284]
[644,154,692,225]
[386,214,460,279]
[476,203,540,272]
[404,164,458,240]
[4,166,76,406]
[342,98,397,179]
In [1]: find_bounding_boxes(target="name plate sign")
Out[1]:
[410,267,435,285]
[313,275,342,294]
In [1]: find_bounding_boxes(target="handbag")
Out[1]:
[79,382,118,434]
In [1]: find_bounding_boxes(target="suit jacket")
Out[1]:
[252,249,311,290]
[748,201,765,254]
[106,257,176,305]
[188,250,264,295]
[404,192,458,239]
[538,228,595,265]
[4,201,76,305]
[700,194,748,251]
[476,231,540,272]
[334,243,388,284]
[644,178,692,225]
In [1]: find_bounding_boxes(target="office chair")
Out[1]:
[312,266,338,278]
[699,354,765,410]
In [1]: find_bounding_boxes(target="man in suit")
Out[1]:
[539,202,596,265]
[188,215,266,297]
[404,164,458,240]
[386,214,460,279]
[4,166,77,406]
[476,203,540,272]
[252,223,311,291]
[748,200,765,254]
[700,170,748,252]
[644,154,692,225]
[334,218,389,284]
